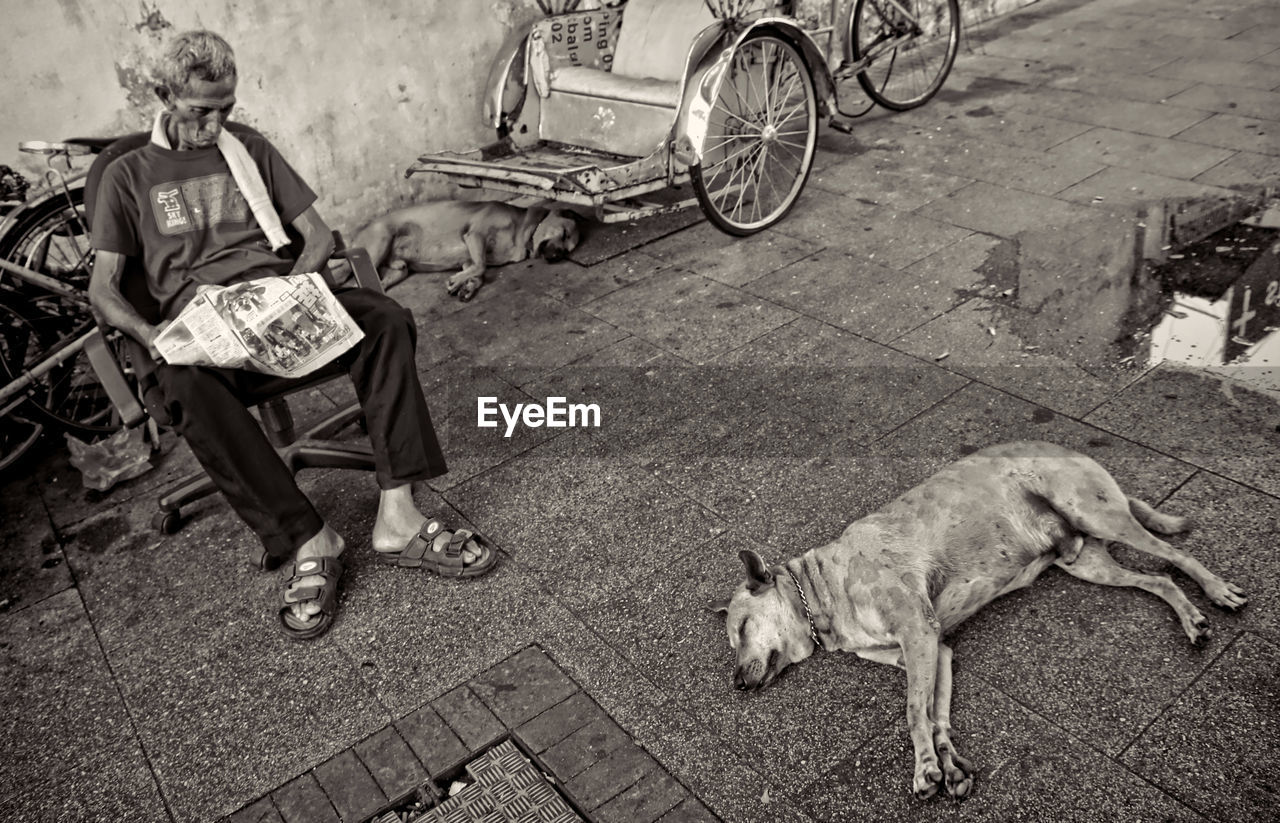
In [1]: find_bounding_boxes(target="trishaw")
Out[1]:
[407,0,959,235]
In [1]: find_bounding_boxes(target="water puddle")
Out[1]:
[1144,214,1279,398]
[988,192,1280,400]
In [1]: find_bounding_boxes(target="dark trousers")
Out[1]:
[154,289,448,562]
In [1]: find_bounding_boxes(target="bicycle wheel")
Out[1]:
[0,186,122,437]
[0,185,93,296]
[691,32,818,236]
[0,302,50,473]
[850,0,959,111]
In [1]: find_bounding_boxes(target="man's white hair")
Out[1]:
[154,30,237,96]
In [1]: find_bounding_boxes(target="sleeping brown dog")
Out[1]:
[713,441,1246,800]
[342,200,580,300]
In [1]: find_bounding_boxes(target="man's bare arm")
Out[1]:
[288,204,335,277]
[88,249,164,358]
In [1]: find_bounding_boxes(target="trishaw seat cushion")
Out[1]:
[551,66,681,108]
[611,0,715,82]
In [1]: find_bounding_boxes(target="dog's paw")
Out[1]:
[943,757,974,800]
[1205,579,1248,611]
[456,277,482,302]
[912,764,943,800]
[1188,617,1213,647]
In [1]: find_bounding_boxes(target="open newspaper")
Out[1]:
[154,273,364,378]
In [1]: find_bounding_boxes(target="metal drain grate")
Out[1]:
[413,740,585,823]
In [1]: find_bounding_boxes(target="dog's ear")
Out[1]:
[708,598,730,616]
[739,549,774,592]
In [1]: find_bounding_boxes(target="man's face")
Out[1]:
[162,76,237,150]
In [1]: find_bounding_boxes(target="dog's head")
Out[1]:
[712,549,817,691]
[532,210,581,262]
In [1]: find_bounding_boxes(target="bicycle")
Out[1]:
[0,138,128,475]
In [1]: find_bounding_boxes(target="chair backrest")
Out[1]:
[611,0,716,81]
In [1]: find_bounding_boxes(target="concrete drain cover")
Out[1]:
[415,740,585,823]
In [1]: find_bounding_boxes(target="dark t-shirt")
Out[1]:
[92,129,317,318]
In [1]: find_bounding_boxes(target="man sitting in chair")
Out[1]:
[88,30,497,640]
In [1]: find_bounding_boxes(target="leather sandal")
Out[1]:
[376,517,498,578]
[278,555,344,640]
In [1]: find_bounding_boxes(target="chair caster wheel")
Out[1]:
[153,510,185,534]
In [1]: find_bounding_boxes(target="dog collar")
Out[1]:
[786,567,824,651]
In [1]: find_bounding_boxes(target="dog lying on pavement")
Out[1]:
[713,441,1246,800]
[340,200,580,301]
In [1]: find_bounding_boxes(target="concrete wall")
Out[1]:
[1,0,547,235]
[1,0,1036,235]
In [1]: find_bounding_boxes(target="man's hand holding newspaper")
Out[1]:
[153,273,363,379]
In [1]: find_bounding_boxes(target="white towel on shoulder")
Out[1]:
[150,110,291,251]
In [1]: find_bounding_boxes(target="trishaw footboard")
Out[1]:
[406,140,670,206]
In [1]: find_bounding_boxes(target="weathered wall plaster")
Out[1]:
[1,0,1035,234]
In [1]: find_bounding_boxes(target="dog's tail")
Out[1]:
[1128,497,1193,535]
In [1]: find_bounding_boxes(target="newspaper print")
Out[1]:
[154,272,364,378]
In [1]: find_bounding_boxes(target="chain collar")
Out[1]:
[786,566,824,651]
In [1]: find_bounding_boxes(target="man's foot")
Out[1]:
[372,485,496,576]
[283,524,345,626]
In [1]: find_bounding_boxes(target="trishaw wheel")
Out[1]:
[850,0,960,111]
[691,32,817,236]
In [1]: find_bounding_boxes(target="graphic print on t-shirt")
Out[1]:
[149,173,251,236]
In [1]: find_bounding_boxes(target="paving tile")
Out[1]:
[567,743,659,811]
[824,206,973,271]
[513,251,671,307]
[1160,471,1280,643]
[1165,82,1280,122]
[273,772,339,823]
[1047,70,1197,103]
[1056,165,1238,207]
[1175,112,1280,157]
[635,220,818,288]
[353,726,427,802]
[657,797,722,823]
[867,381,1199,503]
[396,705,469,777]
[745,246,966,342]
[894,104,1095,152]
[426,285,627,371]
[542,715,634,780]
[1192,149,1280,188]
[0,473,69,616]
[810,160,974,212]
[468,644,579,727]
[442,430,726,608]
[1047,127,1236,179]
[583,269,798,364]
[595,767,687,823]
[836,126,1105,197]
[107,616,389,823]
[1085,363,1280,495]
[710,317,969,441]
[1153,57,1280,90]
[569,209,703,266]
[0,590,167,823]
[431,685,506,751]
[979,35,1178,75]
[313,749,385,823]
[1121,633,1280,823]
[892,298,1148,417]
[1002,86,1213,137]
[799,677,1206,822]
[916,181,1095,238]
[516,691,602,753]
[225,796,284,823]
